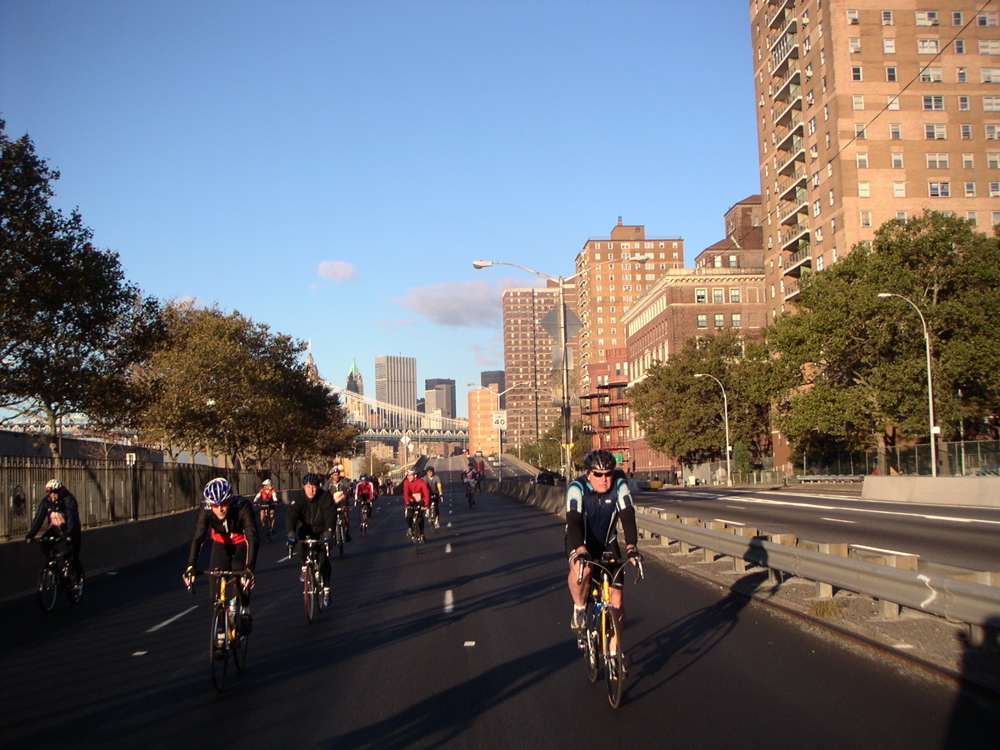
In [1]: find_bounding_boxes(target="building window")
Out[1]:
[896,211,908,222]
[858,180,871,197]
[696,314,707,329]
[849,37,861,53]
[988,152,1000,168]
[920,67,943,82]
[887,95,900,110]
[813,199,822,216]
[926,152,950,168]
[855,123,867,139]
[964,152,976,168]
[860,211,872,227]
[894,181,906,198]
[851,65,863,81]
[714,314,725,328]
[961,123,973,139]
[980,40,1000,55]
[729,255,737,268]
[984,67,1000,83]
[892,152,904,168]
[968,211,978,226]
[731,314,742,328]
[953,11,964,26]
[695,288,707,304]
[883,38,896,54]
[965,182,977,197]
[713,289,724,304]
[989,182,1000,197]
[847,9,859,25]
[922,95,945,110]
[925,123,947,140]
[979,12,999,27]
[917,39,940,55]
[915,11,939,26]
[882,10,893,25]
[958,67,968,82]
[959,96,971,111]
[928,182,951,197]
[955,39,966,54]
[852,95,864,110]
[987,124,1000,140]
[730,288,741,304]
[985,96,1000,112]
[890,123,902,139]
[994,212,1000,226]
[856,151,869,168]
[886,66,898,82]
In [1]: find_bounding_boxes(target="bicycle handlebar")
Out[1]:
[184,568,251,594]
[575,555,645,586]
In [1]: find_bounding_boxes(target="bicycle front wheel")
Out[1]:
[604,611,625,708]
[303,565,317,623]
[210,604,229,692]
[37,565,58,612]
[233,612,249,672]
[67,561,85,605]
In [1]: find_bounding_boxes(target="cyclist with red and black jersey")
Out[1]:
[355,474,375,522]
[253,479,278,530]
[401,468,430,539]
[184,478,259,632]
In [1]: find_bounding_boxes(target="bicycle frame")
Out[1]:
[186,569,250,692]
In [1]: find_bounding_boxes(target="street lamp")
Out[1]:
[473,255,648,481]
[467,382,522,480]
[694,373,732,486]
[877,293,938,477]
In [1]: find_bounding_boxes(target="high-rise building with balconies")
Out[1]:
[752,0,1000,322]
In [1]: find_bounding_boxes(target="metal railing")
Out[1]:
[0,457,292,541]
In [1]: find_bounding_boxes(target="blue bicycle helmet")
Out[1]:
[203,477,233,506]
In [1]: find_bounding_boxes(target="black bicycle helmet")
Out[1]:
[302,472,323,487]
[583,449,616,472]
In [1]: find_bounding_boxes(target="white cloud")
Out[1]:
[318,260,356,282]
[394,277,537,327]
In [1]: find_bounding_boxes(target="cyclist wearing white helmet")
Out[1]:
[184,478,259,631]
[26,479,83,574]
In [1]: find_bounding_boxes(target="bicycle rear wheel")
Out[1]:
[37,565,58,612]
[233,611,249,672]
[67,560,85,605]
[262,515,273,544]
[303,564,317,623]
[210,604,229,692]
[604,611,625,708]
[336,524,345,559]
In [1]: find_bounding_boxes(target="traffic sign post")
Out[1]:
[491,410,507,430]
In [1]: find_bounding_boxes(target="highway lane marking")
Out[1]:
[445,543,452,553]
[133,651,148,657]
[146,605,198,633]
[821,517,857,524]
[722,496,1000,526]
[444,590,454,615]
[853,544,913,556]
[713,519,745,526]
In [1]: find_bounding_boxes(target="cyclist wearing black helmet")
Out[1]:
[565,449,642,632]
[286,473,338,602]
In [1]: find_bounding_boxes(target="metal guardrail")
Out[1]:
[635,510,1000,630]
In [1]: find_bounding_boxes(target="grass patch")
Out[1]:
[808,598,845,618]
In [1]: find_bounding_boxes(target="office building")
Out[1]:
[425,378,456,419]
[481,371,506,407]
[467,384,499,456]
[345,357,364,395]
[751,0,1000,323]
[374,356,416,429]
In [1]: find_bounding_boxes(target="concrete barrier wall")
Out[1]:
[0,509,198,603]
[863,476,1000,507]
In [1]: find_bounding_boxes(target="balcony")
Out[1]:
[780,222,810,251]
[767,13,798,52]
[783,279,801,301]
[775,116,803,153]
[784,244,813,277]
[775,138,805,175]
[771,60,800,101]
[778,193,808,225]
[777,168,807,202]
[773,86,802,126]
[768,35,799,76]
[765,0,796,28]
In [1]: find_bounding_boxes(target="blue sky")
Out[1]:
[1,1,760,418]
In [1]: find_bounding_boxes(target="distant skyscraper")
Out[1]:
[374,355,417,412]
[481,371,505,406]
[345,357,364,396]
[425,378,456,419]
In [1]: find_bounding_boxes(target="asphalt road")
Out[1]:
[4,456,999,749]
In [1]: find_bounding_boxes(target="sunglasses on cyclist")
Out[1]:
[589,470,614,478]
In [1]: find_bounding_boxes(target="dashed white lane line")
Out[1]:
[821,517,857,524]
[146,605,198,633]
[713,519,745,527]
[853,544,914,556]
[445,543,452,553]
[444,590,454,615]
[722,496,1000,526]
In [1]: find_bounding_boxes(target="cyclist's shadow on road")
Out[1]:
[625,567,768,702]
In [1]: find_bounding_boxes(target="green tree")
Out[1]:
[0,122,163,457]
[627,331,775,466]
[769,211,1000,468]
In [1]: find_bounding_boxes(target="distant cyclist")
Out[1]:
[565,450,641,632]
[253,479,278,531]
[183,478,259,632]
[401,468,430,539]
[26,479,82,574]
[286,473,338,604]
[328,466,353,542]
[355,474,376,524]
[423,466,442,529]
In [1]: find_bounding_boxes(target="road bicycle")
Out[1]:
[257,505,275,544]
[576,552,644,708]
[186,569,252,692]
[406,502,425,552]
[334,511,347,559]
[465,481,476,508]
[35,537,84,612]
[358,501,372,537]
[427,497,440,532]
[288,538,328,623]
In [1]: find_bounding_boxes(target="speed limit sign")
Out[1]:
[491,410,508,430]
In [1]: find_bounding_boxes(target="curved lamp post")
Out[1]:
[877,292,938,477]
[473,256,648,481]
[694,373,732,486]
